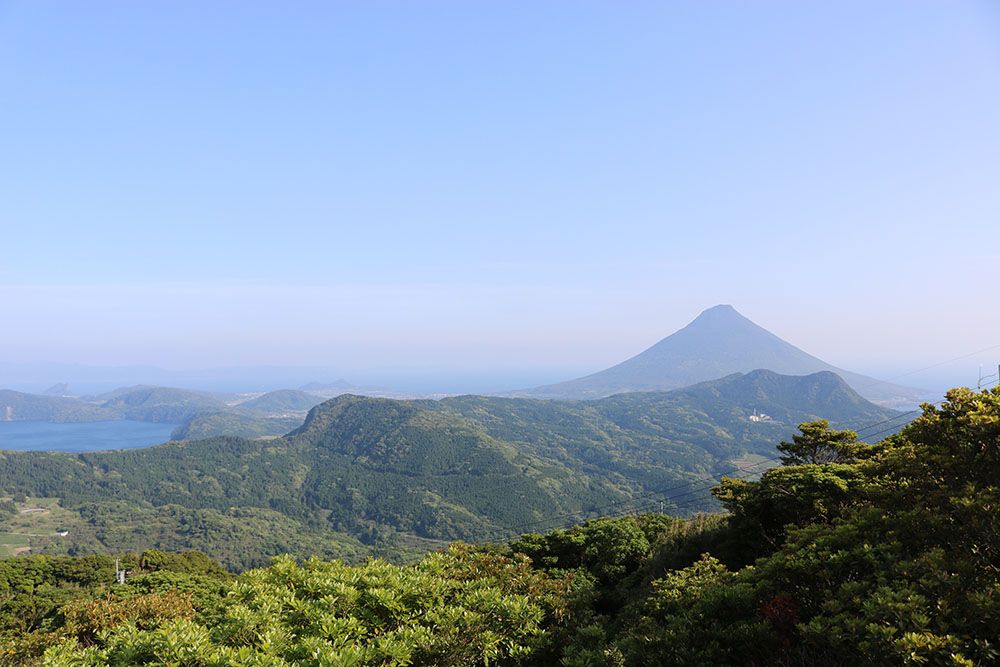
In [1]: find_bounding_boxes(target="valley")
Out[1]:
[0,370,901,569]
[5,3,996,661]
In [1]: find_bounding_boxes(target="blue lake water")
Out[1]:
[0,421,177,452]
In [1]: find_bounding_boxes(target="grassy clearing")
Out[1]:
[0,496,85,557]
[0,532,31,557]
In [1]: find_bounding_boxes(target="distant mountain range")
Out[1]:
[0,390,112,423]
[0,370,900,567]
[170,390,327,440]
[0,386,279,427]
[518,305,929,407]
[0,380,420,441]
[0,304,929,441]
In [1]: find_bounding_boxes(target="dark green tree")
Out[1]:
[776,419,870,465]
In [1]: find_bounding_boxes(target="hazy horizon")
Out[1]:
[3,2,999,395]
[2,300,997,396]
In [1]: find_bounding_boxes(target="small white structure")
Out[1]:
[749,409,772,423]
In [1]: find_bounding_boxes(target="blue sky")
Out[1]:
[1,1,999,392]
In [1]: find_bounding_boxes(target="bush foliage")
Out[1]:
[0,387,996,665]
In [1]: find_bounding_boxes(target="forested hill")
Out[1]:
[1,387,995,666]
[234,389,324,413]
[663,368,886,423]
[0,386,225,424]
[96,386,227,423]
[169,390,326,439]
[0,386,318,436]
[0,390,114,423]
[0,371,898,569]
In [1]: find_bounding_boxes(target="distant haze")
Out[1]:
[1,2,999,395]
[519,305,930,406]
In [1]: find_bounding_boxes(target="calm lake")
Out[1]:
[0,421,177,452]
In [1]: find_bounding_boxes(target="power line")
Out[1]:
[841,410,917,438]
[978,364,1000,390]
[840,344,1000,394]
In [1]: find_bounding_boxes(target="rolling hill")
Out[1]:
[236,389,325,414]
[0,370,899,568]
[0,386,229,426]
[0,390,115,423]
[169,390,325,439]
[98,386,228,423]
[520,304,928,406]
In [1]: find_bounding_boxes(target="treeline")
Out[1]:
[1,386,995,665]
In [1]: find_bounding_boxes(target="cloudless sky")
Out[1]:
[1,1,999,392]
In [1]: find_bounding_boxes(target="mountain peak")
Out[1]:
[519,305,928,405]
[700,303,737,315]
[41,382,72,397]
[687,304,751,327]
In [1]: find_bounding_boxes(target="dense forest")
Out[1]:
[0,386,995,665]
[170,390,324,439]
[170,412,303,440]
[0,371,898,568]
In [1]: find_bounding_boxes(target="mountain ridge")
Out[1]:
[518,305,927,406]
[0,370,898,567]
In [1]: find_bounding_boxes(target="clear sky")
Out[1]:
[1,1,999,392]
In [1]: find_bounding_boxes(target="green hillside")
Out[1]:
[0,386,226,425]
[0,372,899,569]
[170,412,303,440]
[166,389,326,440]
[236,389,325,414]
[98,386,227,423]
[0,390,115,423]
[0,386,994,666]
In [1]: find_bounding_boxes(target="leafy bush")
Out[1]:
[1,387,997,666]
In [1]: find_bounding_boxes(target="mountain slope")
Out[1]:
[0,371,900,567]
[98,386,226,423]
[521,305,927,405]
[0,386,230,426]
[0,390,115,423]
[169,390,325,439]
[41,383,72,397]
[237,389,324,414]
[170,412,304,440]
[666,369,888,424]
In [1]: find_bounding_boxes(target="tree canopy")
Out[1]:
[0,386,996,665]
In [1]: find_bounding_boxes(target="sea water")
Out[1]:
[0,420,176,452]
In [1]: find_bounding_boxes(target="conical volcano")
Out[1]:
[521,305,927,406]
